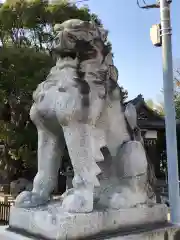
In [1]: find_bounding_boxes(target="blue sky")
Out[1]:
[1,0,179,102]
[79,0,180,101]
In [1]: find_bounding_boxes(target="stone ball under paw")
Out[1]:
[62,190,93,213]
[15,191,48,208]
[109,193,127,209]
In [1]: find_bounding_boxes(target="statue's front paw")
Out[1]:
[62,189,93,213]
[109,193,127,209]
[15,191,49,208]
[109,189,147,209]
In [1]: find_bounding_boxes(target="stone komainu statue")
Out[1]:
[15,19,155,213]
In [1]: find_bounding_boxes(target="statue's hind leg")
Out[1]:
[15,128,65,208]
[108,141,151,209]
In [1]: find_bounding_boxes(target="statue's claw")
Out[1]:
[109,190,147,209]
[15,191,49,208]
[62,189,93,213]
[108,192,127,209]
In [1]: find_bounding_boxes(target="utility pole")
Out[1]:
[160,0,180,223]
[138,0,180,223]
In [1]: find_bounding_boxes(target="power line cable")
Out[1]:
[137,0,159,9]
[70,0,89,3]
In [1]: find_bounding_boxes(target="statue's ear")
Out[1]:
[54,24,63,32]
[124,103,137,130]
[99,28,108,42]
[90,20,108,42]
[105,52,114,65]
[82,21,92,29]
[109,65,118,83]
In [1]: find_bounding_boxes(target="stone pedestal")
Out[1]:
[1,223,180,240]
[103,224,180,239]
[7,203,168,240]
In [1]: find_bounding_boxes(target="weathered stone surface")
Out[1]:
[8,18,161,240]
[2,222,180,240]
[0,226,30,240]
[13,19,155,213]
[104,225,179,240]
[9,204,167,240]
[10,178,32,197]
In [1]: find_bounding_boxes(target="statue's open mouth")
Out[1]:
[52,49,77,60]
[52,38,97,62]
[59,51,77,60]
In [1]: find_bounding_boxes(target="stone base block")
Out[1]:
[1,224,180,240]
[103,224,180,239]
[0,226,30,240]
[8,203,168,240]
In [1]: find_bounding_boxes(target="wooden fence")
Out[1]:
[0,201,11,225]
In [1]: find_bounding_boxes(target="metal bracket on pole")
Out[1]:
[137,0,160,9]
[160,27,172,36]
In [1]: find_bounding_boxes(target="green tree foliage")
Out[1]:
[174,67,180,120]
[0,0,127,183]
[174,94,180,120]
[0,47,54,181]
[146,98,164,117]
[0,0,101,50]
[0,0,102,182]
[120,86,128,103]
[146,99,154,109]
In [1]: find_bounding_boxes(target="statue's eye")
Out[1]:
[88,49,97,58]
[68,33,77,42]
[54,37,60,45]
